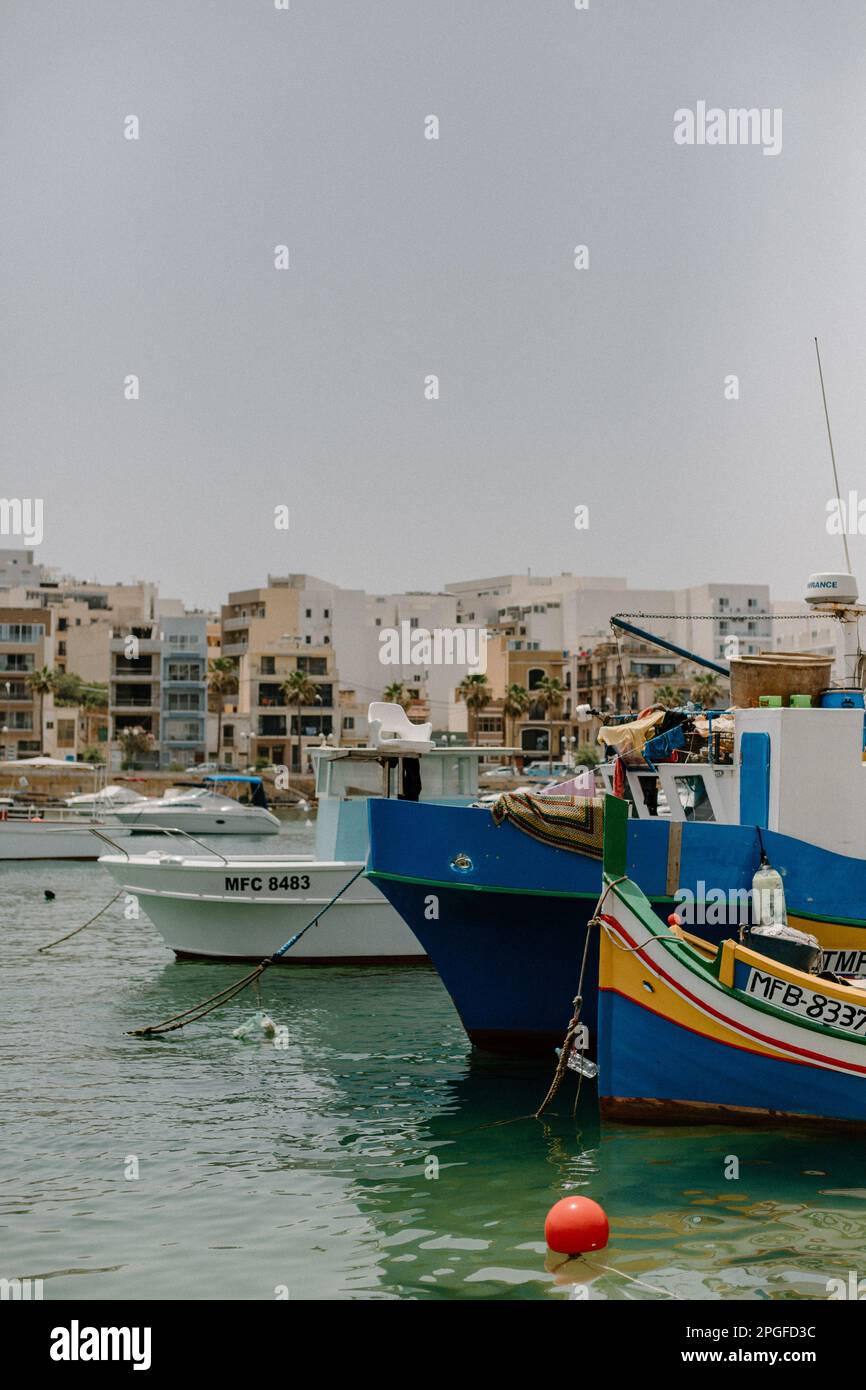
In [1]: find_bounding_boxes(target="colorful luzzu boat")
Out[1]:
[596,796,866,1128]
[366,706,866,1052]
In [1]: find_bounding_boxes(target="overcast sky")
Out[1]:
[3,1,866,610]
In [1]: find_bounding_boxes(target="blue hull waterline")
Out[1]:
[598,990,866,1126]
[366,800,866,1053]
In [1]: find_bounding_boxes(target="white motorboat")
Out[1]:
[66,784,148,809]
[0,776,278,860]
[106,775,281,836]
[97,739,512,963]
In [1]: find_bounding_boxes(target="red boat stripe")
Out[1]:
[599,913,866,1078]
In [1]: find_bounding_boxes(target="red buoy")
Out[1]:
[667,912,682,927]
[544,1196,609,1254]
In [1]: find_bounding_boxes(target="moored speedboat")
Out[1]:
[596,797,866,1127]
[106,775,281,835]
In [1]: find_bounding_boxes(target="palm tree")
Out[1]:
[653,684,680,710]
[534,675,565,770]
[501,682,530,753]
[208,657,238,761]
[281,668,318,774]
[382,681,412,711]
[457,673,492,745]
[690,672,724,708]
[27,666,55,751]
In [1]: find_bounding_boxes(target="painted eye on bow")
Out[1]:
[450,853,473,873]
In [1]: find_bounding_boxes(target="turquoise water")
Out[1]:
[2,819,866,1301]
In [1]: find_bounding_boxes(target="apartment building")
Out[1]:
[221,575,487,755]
[0,608,53,759]
[0,574,161,689]
[0,548,48,590]
[108,613,207,769]
[221,581,340,767]
[447,573,772,670]
[42,695,109,760]
[159,615,208,768]
[481,635,571,756]
[109,619,162,768]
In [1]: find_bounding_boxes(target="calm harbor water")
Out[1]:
[2,818,865,1302]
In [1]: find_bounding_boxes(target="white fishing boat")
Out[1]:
[97,726,510,964]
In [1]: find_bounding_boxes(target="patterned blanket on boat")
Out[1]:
[490,792,605,858]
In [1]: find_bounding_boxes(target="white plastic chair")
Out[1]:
[367,702,434,753]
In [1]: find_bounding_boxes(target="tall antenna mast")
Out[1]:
[815,336,852,575]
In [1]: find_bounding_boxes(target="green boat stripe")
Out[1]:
[366,869,614,900]
[367,871,866,931]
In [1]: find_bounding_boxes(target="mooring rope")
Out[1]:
[581,1255,681,1299]
[534,876,627,1118]
[37,888,126,954]
[129,865,367,1036]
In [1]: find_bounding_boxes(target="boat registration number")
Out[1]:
[224,875,311,893]
[745,968,866,1035]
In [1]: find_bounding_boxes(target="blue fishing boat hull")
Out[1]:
[366,799,866,1053]
[598,990,866,1126]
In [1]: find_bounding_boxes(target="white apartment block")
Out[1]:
[446,573,773,669]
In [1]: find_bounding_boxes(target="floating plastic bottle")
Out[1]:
[565,1047,598,1079]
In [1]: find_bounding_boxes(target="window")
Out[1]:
[166,692,202,711]
[259,715,287,736]
[223,724,234,746]
[305,608,312,618]
[0,623,44,642]
[343,717,355,730]
[58,618,68,631]
[323,608,329,619]
[260,656,276,674]
[165,719,200,742]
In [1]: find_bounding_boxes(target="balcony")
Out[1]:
[112,665,155,679]
[111,695,159,711]
[110,641,161,658]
